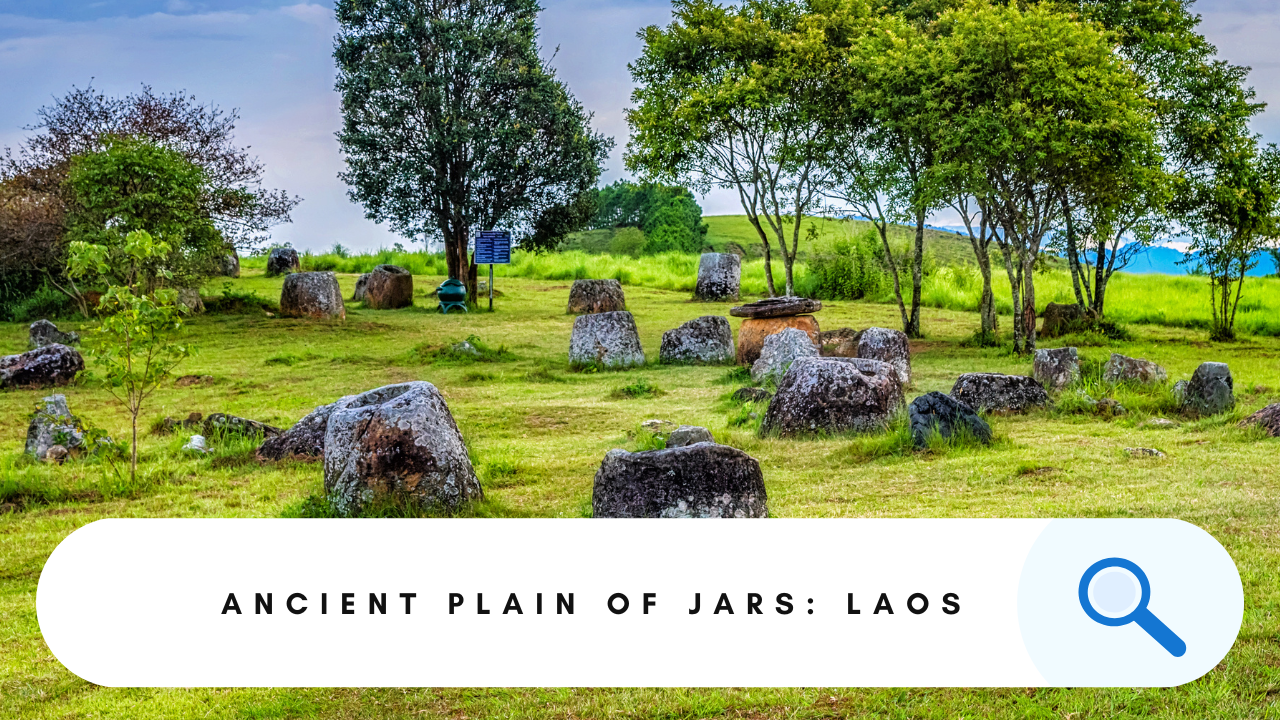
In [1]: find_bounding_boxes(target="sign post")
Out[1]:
[474,231,512,312]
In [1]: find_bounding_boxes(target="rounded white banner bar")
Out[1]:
[36,519,1241,687]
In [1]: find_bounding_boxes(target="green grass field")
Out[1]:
[2,258,1280,717]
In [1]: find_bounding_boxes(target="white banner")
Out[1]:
[36,519,1241,687]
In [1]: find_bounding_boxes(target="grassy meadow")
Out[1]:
[2,238,1280,717]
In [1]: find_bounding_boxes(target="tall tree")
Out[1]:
[335,0,611,302]
[627,0,830,297]
[933,0,1157,354]
[813,0,941,337]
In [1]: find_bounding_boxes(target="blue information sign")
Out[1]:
[474,231,512,265]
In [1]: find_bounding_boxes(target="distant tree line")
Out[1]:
[589,180,709,255]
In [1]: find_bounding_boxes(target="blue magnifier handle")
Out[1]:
[1134,608,1186,657]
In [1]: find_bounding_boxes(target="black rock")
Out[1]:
[266,247,300,276]
[258,395,357,461]
[1182,362,1234,417]
[908,392,991,449]
[592,443,767,518]
[950,373,1049,414]
[761,357,904,436]
[0,344,84,389]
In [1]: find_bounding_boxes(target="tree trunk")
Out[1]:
[878,224,910,333]
[761,240,777,297]
[975,245,997,336]
[130,411,138,483]
[1063,202,1086,309]
[1021,253,1038,354]
[998,240,1023,353]
[907,209,925,338]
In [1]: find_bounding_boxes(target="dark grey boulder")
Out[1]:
[25,394,85,460]
[258,393,360,461]
[908,392,992,449]
[666,425,714,448]
[1241,404,1280,436]
[951,373,1049,414]
[731,296,822,319]
[1040,302,1085,338]
[1182,362,1234,416]
[0,344,84,389]
[592,443,766,518]
[567,279,626,314]
[569,311,645,369]
[324,381,482,516]
[694,253,741,301]
[761,357,904,436]
[1033,347,1080,391]
[266,247,300,276]
[660,316,734,365]
[280,271,346,320]
[1103,354,1167,384]
[29,320,79,350]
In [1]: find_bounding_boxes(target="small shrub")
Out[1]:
[523,366,566,383]
[204,283,278,314]
[609,379,666,400]
[463,370,497,383]
[631,425,668,451]
[714,366,754,386]
[407,335,516,365]
[5,283,79,322]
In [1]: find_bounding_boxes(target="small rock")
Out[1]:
[567,279,626,314]
[693,253,741,301]
[568,311,646,369]
[1033,347,1080,391]
[266,247,301,276]
[1125,447,1166,459]
[1181,362,1234,417]
[1172,380,1188,403]
[44,445,69,464]
[857,327,911,386]
[28,319,79,350]
[752,327,818,383]
[1142,418,1179,429]
[219,252,241,278]
[0,344,84,389]
[592,443,766,518]
[761,357,904,437]
[177,288,205,314]
[182,435,210,454]
[25,395,85,460]
[452,341,480,356]
[951,373,1049,414]
[280,271,346,320]
[258,395,362,462]
[666,425,714,448]
[908,392,992,449]
[730,296,822,319]
[660,316,735,365]
[1103,353,1167,384]
[732,387,772,404]
[1096,398,1128,416]
[175,375,214,388]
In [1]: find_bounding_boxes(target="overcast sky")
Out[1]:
[1,0,1277,251]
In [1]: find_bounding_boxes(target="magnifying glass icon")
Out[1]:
[1079,558,1186,657]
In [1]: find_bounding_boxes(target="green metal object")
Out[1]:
[437,278,469,314]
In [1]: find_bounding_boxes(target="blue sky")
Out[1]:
[1,0,1277,252]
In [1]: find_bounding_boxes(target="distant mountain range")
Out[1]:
[929,226,1278,277]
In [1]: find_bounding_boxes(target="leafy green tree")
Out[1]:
[334,0,612,303]
[68,230,192,483]
[627,0,831,296]
[1175,139,1280,340]
[61,137,224,311]
[932,0,1157,354]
